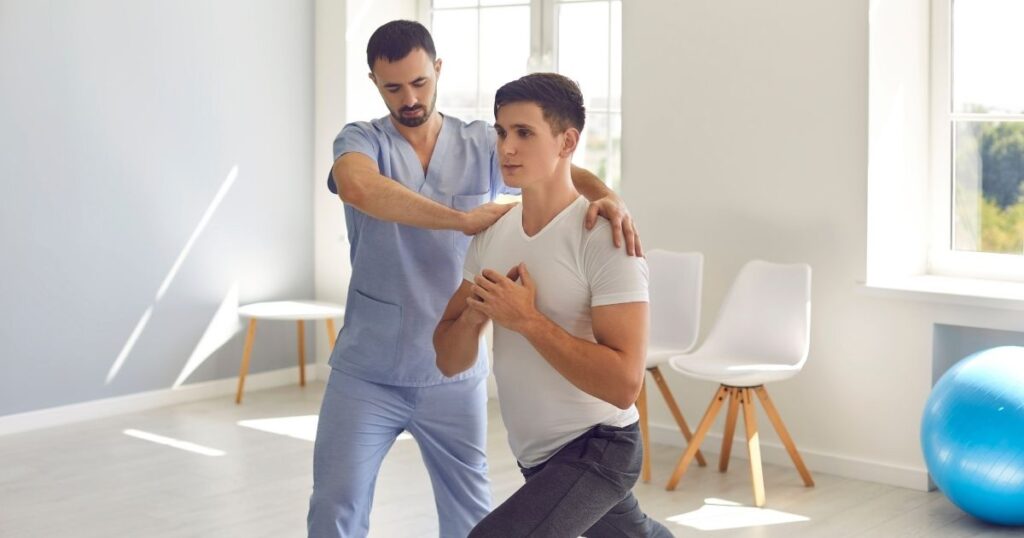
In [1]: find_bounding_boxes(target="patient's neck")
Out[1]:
[520,164,578,237]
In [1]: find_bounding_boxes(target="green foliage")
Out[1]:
[978,196,1024,254]
[956,118,1024,253]
[979,122,1024,209]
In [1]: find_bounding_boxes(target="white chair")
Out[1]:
[665,260,814,507]
[636,250,707,483]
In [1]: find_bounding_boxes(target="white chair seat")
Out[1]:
[669,353,801,386]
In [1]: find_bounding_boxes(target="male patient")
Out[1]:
[433,73,673,538]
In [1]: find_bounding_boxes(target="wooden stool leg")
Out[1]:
[666,385,728,491]
[719,387,741,472]
[650,366,707,466]
[297,320,306,387]
[755,386,814,487]
[637,376,651,483]
[741,388,766,507]
[326,318,337,348]
[235,319,257,404]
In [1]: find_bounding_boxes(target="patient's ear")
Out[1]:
[560,128,580,157]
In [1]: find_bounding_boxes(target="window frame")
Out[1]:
[927,0,1024,282]
[419,0,622,188]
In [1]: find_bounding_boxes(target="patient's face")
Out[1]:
[494,102,568,188]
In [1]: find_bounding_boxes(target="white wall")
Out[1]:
[624,0,1024,490]
[314,0,348,365]
[0,0,315,415]
[313,0,418,366]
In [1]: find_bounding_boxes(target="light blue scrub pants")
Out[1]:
[307,367,491,537]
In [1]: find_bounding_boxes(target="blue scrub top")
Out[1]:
[327,114,513,386]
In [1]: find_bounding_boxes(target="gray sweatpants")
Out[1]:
[469,422,674,537]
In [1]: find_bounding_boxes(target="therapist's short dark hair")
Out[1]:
[366,20,437,71]
[494,73,586,134]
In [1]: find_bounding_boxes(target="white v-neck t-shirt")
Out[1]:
[462,196,649,467]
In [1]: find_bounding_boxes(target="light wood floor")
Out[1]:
[1,381,1019,537]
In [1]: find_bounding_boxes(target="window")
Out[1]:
[425,0,622,188]
[929,0,1024,281]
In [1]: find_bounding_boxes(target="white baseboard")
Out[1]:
[648,421,930,492]
[0,365,324,437]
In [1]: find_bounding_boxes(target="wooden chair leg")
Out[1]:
[755,386,814,487]
[297,320,306,387]
[666,385,729,491]
[649,366,707,466]
[235,319,257,404]
[741,388,766,507]
[326,318,337,348]
[637,377,651,483]
[719,387,741,472]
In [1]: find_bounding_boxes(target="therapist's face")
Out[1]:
[370,48,441,128]
[494,102,577,189]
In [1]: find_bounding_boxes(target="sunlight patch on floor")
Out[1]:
[123,429,226,456]
[238,415,319,441]
[236,415,415,442]
[666,497,810,531]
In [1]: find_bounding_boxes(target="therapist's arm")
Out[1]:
[570,165,643,257]
[334,152,513,234]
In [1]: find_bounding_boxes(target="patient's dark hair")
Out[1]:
[366,20,436,71]
[493,73,586,134]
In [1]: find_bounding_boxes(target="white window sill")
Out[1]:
[860,275,1024,311]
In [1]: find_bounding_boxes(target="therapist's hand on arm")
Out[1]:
[570,165,643,257]
[334,152,514,234]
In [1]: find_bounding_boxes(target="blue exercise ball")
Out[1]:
[921,346,1024,526]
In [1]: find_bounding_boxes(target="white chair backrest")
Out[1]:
[701,260,811,368]
[647,250,704,354]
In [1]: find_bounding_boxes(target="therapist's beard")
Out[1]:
[392,91,438,128]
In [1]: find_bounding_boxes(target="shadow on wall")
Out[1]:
[106,166,242,387]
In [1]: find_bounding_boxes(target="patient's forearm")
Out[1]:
[434,313,488,377]
[518,316,642,409]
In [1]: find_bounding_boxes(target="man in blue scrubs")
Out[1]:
[307,20,643,538]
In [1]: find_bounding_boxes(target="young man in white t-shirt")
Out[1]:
[433,73,673,537]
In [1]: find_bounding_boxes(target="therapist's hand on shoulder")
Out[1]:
[461,202,517,235]
[584,193,643,258]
